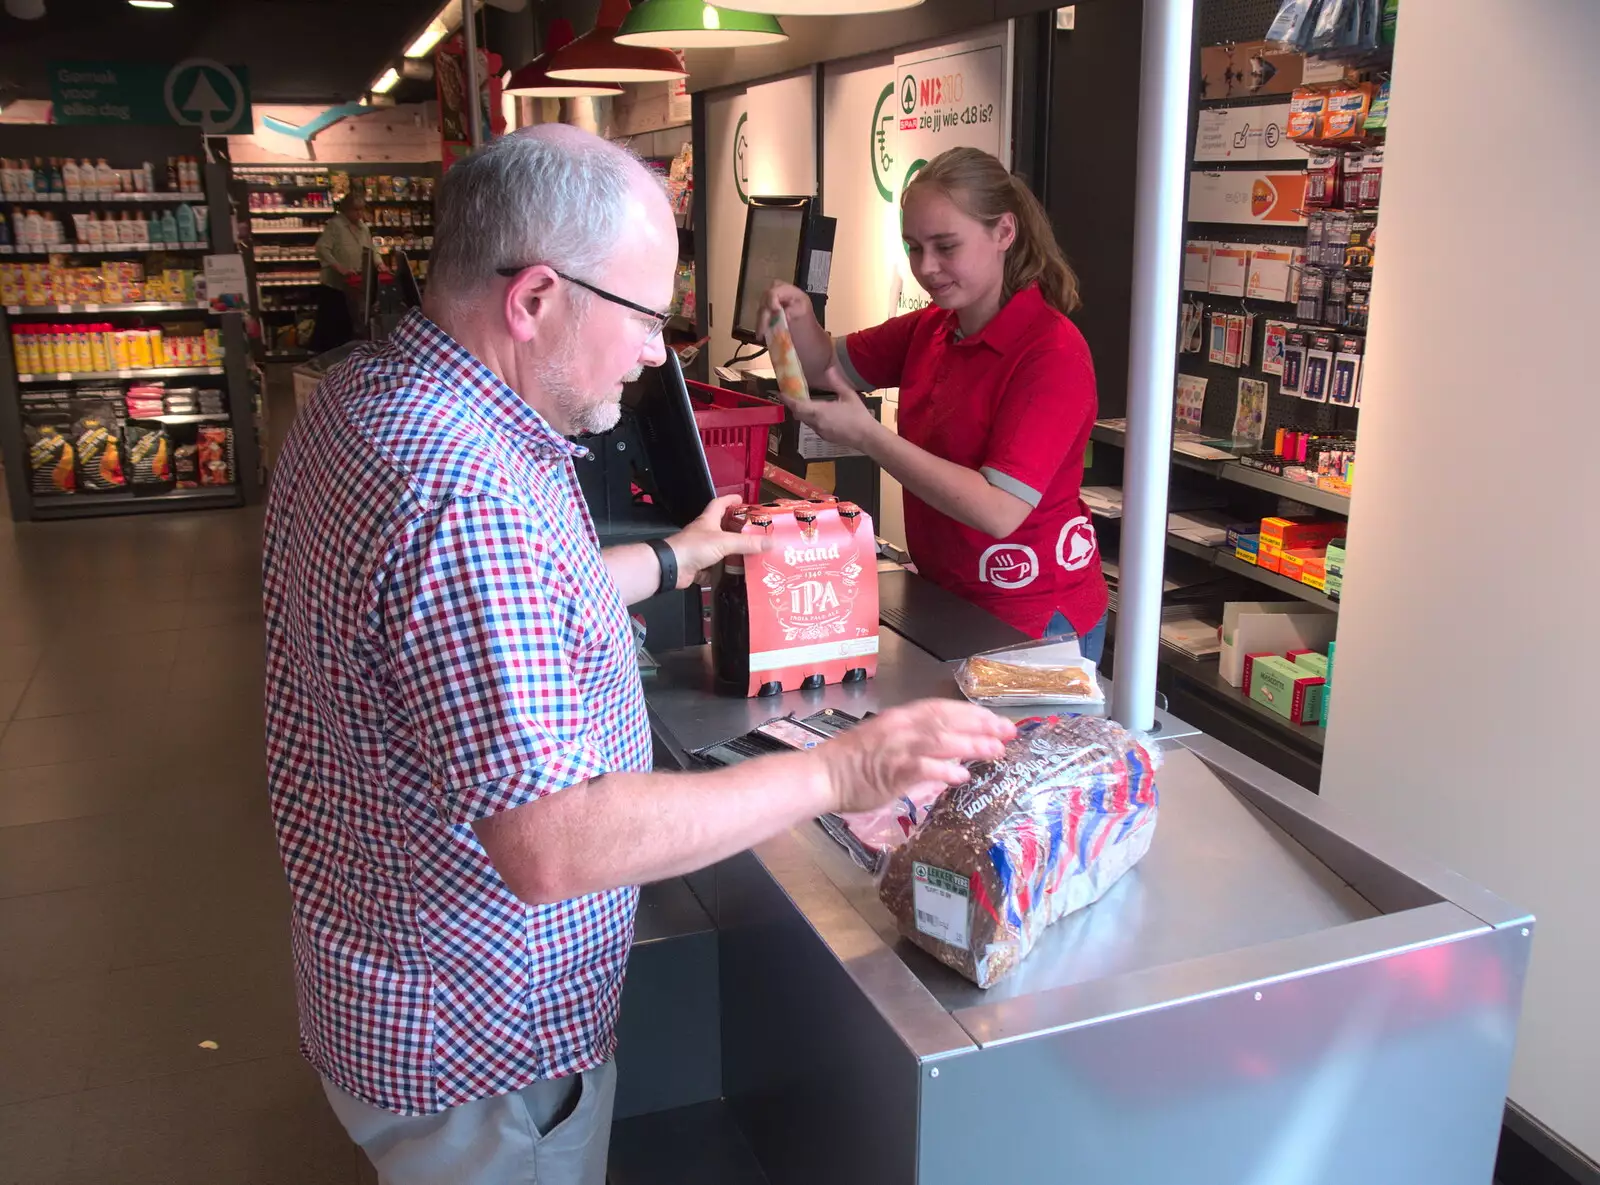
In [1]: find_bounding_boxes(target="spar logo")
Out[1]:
[978,544,1039,591]
[733,111,750,205]
[1056,516,1098,572]
[900,74,917,115]
[872,82,896,203]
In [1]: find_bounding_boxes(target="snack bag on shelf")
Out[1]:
[197,425,233,486]
[71,402,126,491]
[24,420,76,494]
[879,715,1161,989]
[124,422,173,487]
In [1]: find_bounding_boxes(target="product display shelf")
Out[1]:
[30,485,238,520]
[4,191,205,204]
[1212,549,1338,612]
[254,207,334,216]
[1092,508,1339,613]
[15,365,223,383]
[0,129,262,521]
[250,226,323,235]
[2,242,212,256]
[6,301,208,314]
[258,279,322,288]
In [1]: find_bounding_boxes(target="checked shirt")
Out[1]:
[263,310,649,1115]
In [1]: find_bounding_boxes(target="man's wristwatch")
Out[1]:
[646,538,679,596]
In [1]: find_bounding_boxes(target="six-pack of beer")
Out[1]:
[712,498,879,698]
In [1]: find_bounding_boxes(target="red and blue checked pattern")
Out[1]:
[263,310,650,1116]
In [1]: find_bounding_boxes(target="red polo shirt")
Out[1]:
[839,284,1107,639]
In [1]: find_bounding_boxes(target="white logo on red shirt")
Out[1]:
[1056,516,1098,572]
[978,544,1039,591]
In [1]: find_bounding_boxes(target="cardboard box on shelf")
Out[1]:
[1220,602,1338,687]
[1234,535,1261,565]
[1249,655,1326,724]
[1300,555,1328,592]
[1198,42,1306,101]
[1277,547,1325,584]
[1260,516,1346,553]
[1294,651,1330,678]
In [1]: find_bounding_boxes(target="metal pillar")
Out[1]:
[1110,0,1193,732]
[462,0,485,149]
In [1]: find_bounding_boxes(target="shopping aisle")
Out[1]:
[0,495,363,1184]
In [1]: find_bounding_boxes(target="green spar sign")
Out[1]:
[51,60,254,133]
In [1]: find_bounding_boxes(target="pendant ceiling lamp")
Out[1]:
[616,1,787,49]
[714,0,922,12]
[546,0,689,83]
[505,18,624,96]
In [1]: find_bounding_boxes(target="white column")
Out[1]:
[1110,0,1193,730]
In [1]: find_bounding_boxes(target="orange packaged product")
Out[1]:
[763,307,811,402]
[717,502,879,697]
[1323,85,1374,140]
[1287,87,1328,141]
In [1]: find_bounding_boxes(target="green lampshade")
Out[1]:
[615,0,787,49]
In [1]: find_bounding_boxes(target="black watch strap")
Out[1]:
[646,538,678,596]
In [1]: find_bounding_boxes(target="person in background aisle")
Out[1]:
[766,147,1109,661]
[309,192,371,353]
[263,125,1014,1185]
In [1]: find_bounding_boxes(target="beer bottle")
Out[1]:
[712,554,750,694]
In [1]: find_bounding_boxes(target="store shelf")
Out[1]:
[1219,463,1351,515]
[1090,420,1352,515]
[6,301,210,314]
[368,198,433,204]
[2,192,204,204]
[1213,550,1338,612]
[254,256,318,263]
[263,349,312,363]
[1165,533,1224,563]
[1161,647,1326,752]
[258,279,321,288]
[130,412,230,424]
[250,226,322,234]
[259,305,315,314]
[1,242,209,256]
[16,365,223,383]
[249,207,333,215]
[30,485,239,520]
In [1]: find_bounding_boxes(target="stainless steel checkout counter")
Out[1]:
[608,570,1532,1185]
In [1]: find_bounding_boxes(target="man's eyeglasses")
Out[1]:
[495,265,670,339]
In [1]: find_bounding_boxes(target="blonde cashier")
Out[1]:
[766,147,1109,659]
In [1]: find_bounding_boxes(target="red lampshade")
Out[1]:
[505,18,626,96]
[546,0,689,83]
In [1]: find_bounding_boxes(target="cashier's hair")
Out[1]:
[427,124,640,309]
[905,147,1081,316]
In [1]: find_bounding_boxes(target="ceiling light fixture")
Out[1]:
[505,19,625,97]
[405,19,451,58]
[128,0,176,8]
[371,68,400,95]
[546,0,689,84]
[715,0,921,12]
[616,1,785,49]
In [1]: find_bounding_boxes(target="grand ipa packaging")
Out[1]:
[713,500,879,697]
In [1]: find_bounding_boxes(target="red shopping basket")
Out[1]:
[688,380,785,505]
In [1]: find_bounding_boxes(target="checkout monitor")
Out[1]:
[732,196,812,344]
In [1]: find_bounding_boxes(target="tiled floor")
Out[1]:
[0,496,365,1183]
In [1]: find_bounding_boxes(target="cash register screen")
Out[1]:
[732,198,809,343]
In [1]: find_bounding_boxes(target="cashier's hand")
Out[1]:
[780,365,880,452]
[819,701,1016,815]
[665,495,768,590]
[764,280,818,330]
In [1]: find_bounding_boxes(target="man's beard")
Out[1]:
[535,323,643,435]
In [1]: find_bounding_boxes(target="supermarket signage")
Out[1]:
[1194,103,1307,164]
[50,60,254,133]
[1187,169,1308,227]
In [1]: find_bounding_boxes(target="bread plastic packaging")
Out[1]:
[879,715,1159,988]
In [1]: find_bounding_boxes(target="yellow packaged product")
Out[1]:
[88,325,110,372]
[204,328,222,362]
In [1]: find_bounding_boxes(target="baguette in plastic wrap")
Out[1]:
[878,715,1159,988]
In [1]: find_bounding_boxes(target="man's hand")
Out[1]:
[779,365,882,452]
[818,700,1016,815]
[666,494,768,589]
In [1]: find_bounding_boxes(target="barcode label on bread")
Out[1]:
[912,862,970,949]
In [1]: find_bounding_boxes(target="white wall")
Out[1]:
[1319,0,1600,1163]
[702,70,817,373]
